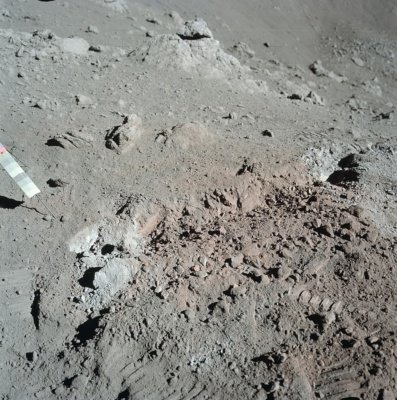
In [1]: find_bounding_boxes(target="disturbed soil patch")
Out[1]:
[56,169,396,399]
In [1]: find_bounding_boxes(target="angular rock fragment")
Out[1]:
[46,131,93,149]
[305,91,325,106]
[178,18,213,40]
[93,258,138,299]
[167,122,213,150]
[228,42,255,59]
[309,60,347,83]
[47,178,69,188]
[132,19,247,78]
[105,114,143,153]
[352,56,364,67]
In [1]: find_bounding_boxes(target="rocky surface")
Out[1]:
[0,1,396,399]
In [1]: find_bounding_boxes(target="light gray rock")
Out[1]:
[93,258,138,298]
[179,18,213,39]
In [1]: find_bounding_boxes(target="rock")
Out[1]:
[134,29,245,78]
[309,59,347,83]
[146,17,161,25]
[309,60,328,76]
[229,41,255,59]
[15,47,24,57]
[69,224,99,253]
[347,205,365,218]
[178,18,213,40]
[228,112,238,120]
[93,258,138,298]
[330,300,343,314]
[347,96,367,111]
[60,37,89,55]
[105,114,143,153]
[183,309,195,322]
[70,374,89,391]
[26,351,38,362]
[352,57,364,67]
[236,178,262,213]
[75,94,93,106]
[378,389,394,400]
[89,45,102,53]
[275,265,292,279]
[33,98,59,111]
[364,229,378,243]
[47,178,68,188]
[86,25,99,33]
[154,285,163,293]
[362,79,382,96]
[46,131,93,149]
[318,224,334,238]
[262,129,274,137]
[229,253,244,268]
[305,91,325,106]
[338,153,361,168]
[288,93,302,100]
[299,290,311,304]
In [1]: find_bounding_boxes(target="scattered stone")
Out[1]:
[275,265,292,279]
[146,17,161,25]
[229,42,255,59]
[88,45,102,53]
[305,91,325,106]
[347,205,365,218]
[105,114,143,153]
[261,129,274,137]
[362,78,382,96]
[46,131,93,149]
[309,60,347,83]
[154,285,163,294]
[86,25,99,34]
[32,98,59,111]
[364,229,378,243]
[347,96,367,111]
[229,253,244,268]
[373,111,393,121]
[288,93,302,100]
[183,309,195,321]
[15,47,24,57]
[327,169,360,186]
[75,94,93,106]
[226,112,238,120]
[26,351,38,362]
[178,18,213,40]
[352,57,364,67]
[47,178,69,188]
[378,389,394,400]
[338,153,361,168]
[93,258,138,300]
[330,301,343,314]
[318,224,334,238]
[133,23,246,78]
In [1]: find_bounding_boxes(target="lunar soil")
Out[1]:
[0,1,396,399]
